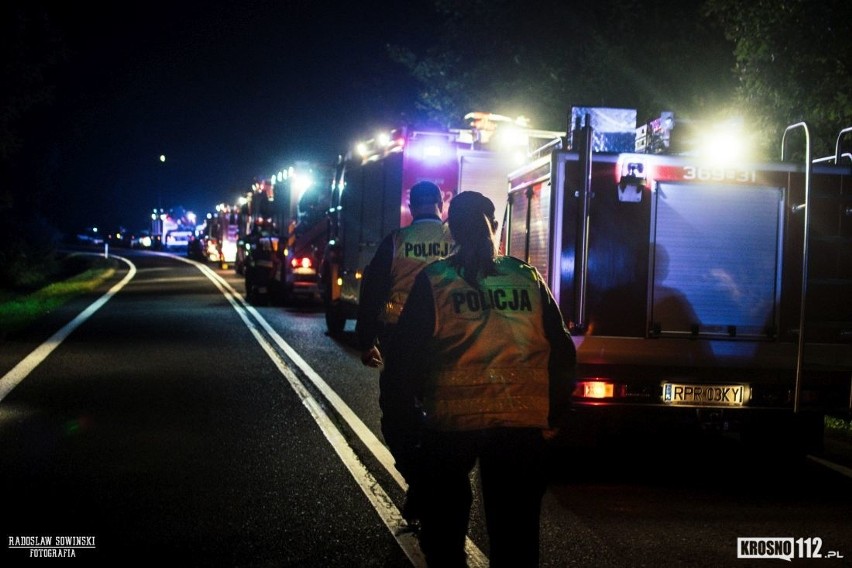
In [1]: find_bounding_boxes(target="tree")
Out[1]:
[0,2,67,289]
[702,0,851,158]
[390,0,737,132]
[393,0,851,160]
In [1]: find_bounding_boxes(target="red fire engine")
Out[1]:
[502,107,851,454]
[241,164,332,305]
[203,203,240,269]
[319,114,562,334]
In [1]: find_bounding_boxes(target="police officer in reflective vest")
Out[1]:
[384,191,575,567]
[356,180,454,524]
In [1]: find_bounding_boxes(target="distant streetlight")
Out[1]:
[157,155,167,211]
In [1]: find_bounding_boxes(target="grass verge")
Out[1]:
[0,253,119,338]
[826,415,852,437]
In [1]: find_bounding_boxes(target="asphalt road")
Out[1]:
[0,249,850,567]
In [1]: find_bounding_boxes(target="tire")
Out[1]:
[245,273,257,305]
[245,270,266,305]
[278,283,293,307]
[325,303,346,336]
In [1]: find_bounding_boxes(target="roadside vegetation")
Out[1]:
[826,415,852,437]
[0,253,118,339]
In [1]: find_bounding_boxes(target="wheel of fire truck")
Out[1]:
[319,263,345,335]
[320,284,345,335]
[274,282,293,307]
[324,302,346,336]
[244,271,256,304]
[268,281,290,307]
[244,270,265,306]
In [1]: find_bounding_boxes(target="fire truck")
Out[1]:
[203,203,240,268]
[502,107,852,454]
[151,207,195,251]
[320,114,563,335]
[241,164,332,305]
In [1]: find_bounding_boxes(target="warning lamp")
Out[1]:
[697,117,752,163]
[573,380,616,399]
[423,143,445,159]
[617,162,647,203]
[291,257,312,269]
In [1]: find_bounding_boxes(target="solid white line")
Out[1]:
[245,301,406,482]
[197,268,427,565]
[177,255,489,567]
[0,254,136,403]
[807,454,852,479]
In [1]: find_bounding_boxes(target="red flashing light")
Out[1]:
[291,257,312,269]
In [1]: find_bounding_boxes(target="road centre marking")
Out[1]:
[0,254,136,403]
[176,257,497,566]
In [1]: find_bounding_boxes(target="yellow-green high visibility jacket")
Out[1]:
[395,255,573,431]
[379,219,453,325]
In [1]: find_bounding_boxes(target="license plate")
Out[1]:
[662,383,749,406]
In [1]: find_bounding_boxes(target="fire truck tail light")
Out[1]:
[291,257,312,269]
[573,380,615,399]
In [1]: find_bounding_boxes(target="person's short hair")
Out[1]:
[409,181,443,207]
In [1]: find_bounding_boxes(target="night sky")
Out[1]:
[39,1,436,234]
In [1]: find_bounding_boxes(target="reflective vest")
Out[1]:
[253,236,278,268]
[421,256,551,431]
[380,219,453,324]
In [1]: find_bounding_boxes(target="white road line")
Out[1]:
[178,256,489,567]
[0,254,136,403]
[808,454,852,480]
[196,266,427,565]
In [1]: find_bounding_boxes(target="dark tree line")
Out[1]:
[2,0,850,290]
[705,0,852,158]
[391,0,851,159]
[0,3,67,289]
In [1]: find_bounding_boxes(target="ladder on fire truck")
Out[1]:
[784,124,852,415]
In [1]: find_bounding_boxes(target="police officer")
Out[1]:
[384,191,575,567]
[356,180,454,524]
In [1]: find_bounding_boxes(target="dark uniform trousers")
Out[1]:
[377,327,424,482]
[417,427,547,568]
